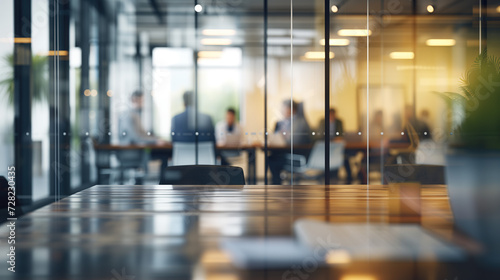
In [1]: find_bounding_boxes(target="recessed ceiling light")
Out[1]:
[198,51,223,58]
[202,29,236,36]
[320,38,350,46]
[194,4,203,13]
[338,29,372,37]
[390,52,414,59]
[331,5,339,13]
[303,51,334,60]
[427,5,435,13]
[200,38,232,45]
[426,39,456,46]
[267,37,310,46]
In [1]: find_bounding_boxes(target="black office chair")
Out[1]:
[159,165,246,185]
[1,176,24,223]
[383,164,446,185]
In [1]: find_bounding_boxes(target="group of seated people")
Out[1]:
[118,90,348,184]
[117,90,431,184]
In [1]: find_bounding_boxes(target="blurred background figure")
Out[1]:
[370,110,384,140]
[403,105,431,141]
[171,91,215,143]
[216,108,243,146]
[317,107,344,140]
[420,109,432,135]
[118,90,164,145]
[268,99,311,184]
[274,99,311,145]
[317,107,351,183]
[216,108,244,165]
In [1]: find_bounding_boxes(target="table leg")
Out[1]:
[247,148,256,184]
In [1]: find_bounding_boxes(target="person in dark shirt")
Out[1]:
[268,100,312,184]
[171,91,215,143]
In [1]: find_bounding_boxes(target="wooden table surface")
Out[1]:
[0,184,494,279]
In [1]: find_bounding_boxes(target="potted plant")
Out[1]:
[438,50,500,265]
[0,53,48,104]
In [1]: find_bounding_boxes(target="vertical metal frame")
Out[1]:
[14,0,33,206]
[324,0,331,185]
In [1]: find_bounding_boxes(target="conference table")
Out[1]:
[0,184,495,279]
[94,141,410,184]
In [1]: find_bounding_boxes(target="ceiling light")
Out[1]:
[198,51,223,58]
[331,5,339,13]
[427,5,435,13]
[325,250,351,264]
[303,51,334,60]
[497,6,500,13]
[194,4,203,13]
[268,37,310,45]
[426,39,456,46]
[390,52,414,59]
[338,29,372,37]
[202,29,236,36]
[201,38,232,45]
[320,38,350,46]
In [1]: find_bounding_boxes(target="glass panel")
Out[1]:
[31,0,50,201]
[370,0,481,188]
[328,0,369,186]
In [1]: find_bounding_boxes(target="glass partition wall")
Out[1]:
[1,0,498,209]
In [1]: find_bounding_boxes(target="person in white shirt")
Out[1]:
[215,108,243,146]
[215,108,243,165]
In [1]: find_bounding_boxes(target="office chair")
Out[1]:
[383,164,446,185]
[172,142,217,166]
[115,149,147,184]
[159,165,245,185]
[284,141,345,183]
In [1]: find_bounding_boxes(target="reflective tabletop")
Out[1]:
[0,184,496,279]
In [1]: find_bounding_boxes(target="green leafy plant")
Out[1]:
[0,54,49,104]
[436,50,500,150]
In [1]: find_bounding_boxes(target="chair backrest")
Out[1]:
[307,141,345,170]
[383,164,445,184]
[116,149,147,168]
[160,165,245,185]
[172,141,216,166]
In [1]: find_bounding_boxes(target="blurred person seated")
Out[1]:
[370,110,384,140]
[316,107,344,140]
[216,107,243,146]
[216,108,244,165]
[316,108,352,183]
[268,99,312,184]
[117,90,165,183]
[171,90,215,143]
[404,105,431,141]
[118,90,165,145]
